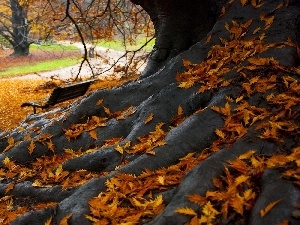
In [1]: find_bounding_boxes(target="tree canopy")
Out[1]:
[0,0,299,224]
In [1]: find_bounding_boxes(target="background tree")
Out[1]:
[0,0,54,55]
[0,0,299,225]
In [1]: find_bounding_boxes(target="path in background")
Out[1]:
[11,43,147,81]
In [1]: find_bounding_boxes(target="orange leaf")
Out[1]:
[219,6,226,17]
[96,98,103,105]
[206,35,212,43]
[188,194,207,206]
[260,12,274,30]
[215,129,226,139]
[260,199,281,217]
[89,130,98,140]
[28,140,36,155]
[190,216,199,225]
[178,105,183,116]
[182,59,192,68]
[59,213,72,225]
[5,183,14,194]
[240,0,248,7]
[175,207,197,216]
[103,106,111,116]
[47,140,55,153]
[145,113,154,124]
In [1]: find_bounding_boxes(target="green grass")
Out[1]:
[0,57,80,77]
[96,37,155,51]
[30,43,79,51]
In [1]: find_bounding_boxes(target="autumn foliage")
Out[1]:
[0,0,299,225]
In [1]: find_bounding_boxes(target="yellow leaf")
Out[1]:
[175,207,197,216]
[55,165,63,177]
[157,176,165,185]
[179,80,195,89]
[115,145,124,154]
[103,106,111,116]
[243,189,256,201]
[201,201,220,221]
[3,157,11,167]
[215,129,226,139]
[235,175,250,185]
[244,110,250,125]
[239,150,255,159]
[28,140,36,155]
[260,199,281,217]
[236,96,244,103]
[253,27,261,34]
[145,113,154,124]
[89,130,98,140]
[152,195,164,208]
[59,213,72,225]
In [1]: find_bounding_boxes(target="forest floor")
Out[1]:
[0,46,143,132]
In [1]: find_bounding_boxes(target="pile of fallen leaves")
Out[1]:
[0,74,138,132]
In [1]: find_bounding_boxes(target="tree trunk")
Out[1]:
[0,0,299,225]
[10,0,30,56]
[131,0,224,78]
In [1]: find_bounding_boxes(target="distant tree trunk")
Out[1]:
[10,0,30,56]
[130,0,224,77]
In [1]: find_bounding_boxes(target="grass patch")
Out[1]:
[30,43,79,51]
[0,57,80,77]
[97,37,155,51]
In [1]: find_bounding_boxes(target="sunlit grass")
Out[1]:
[30,43,79,51]
[96,37,155,51]
[0,57,80,77]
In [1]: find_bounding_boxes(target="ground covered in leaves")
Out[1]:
[0,0,299,225]
[0,47,138,131]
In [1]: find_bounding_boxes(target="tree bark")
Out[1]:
[0,0,299,224]
[10,0,30,56]
[131,0,224,78]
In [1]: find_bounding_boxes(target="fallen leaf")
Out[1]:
[175,207,197,216]
[145,113,154,124]
[260,199,281,217]
[59,213,72,225]
[28,140,36,155]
